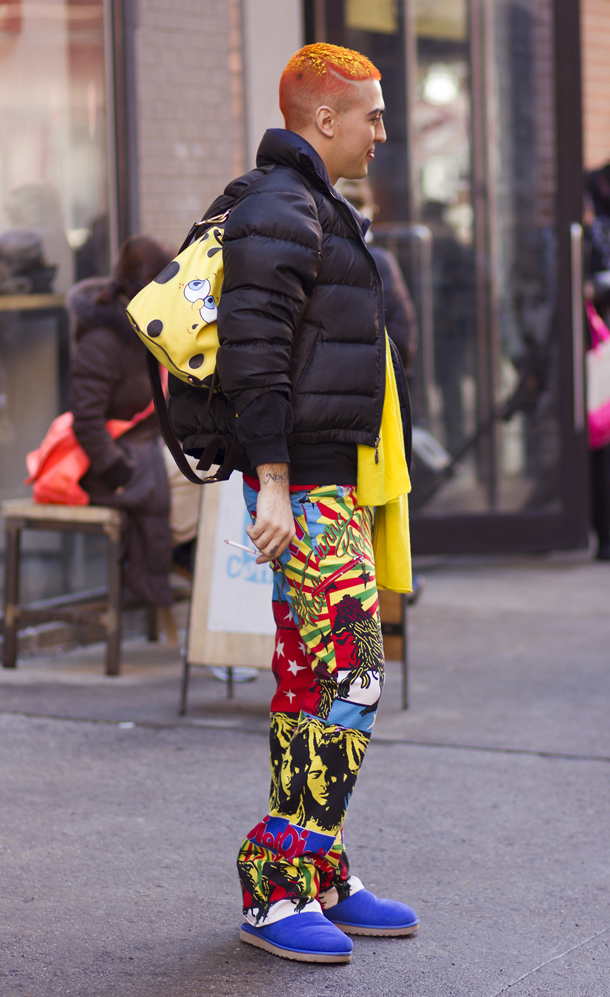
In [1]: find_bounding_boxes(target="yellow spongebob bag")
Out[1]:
[126,211,228,386]
[125,211,236,484]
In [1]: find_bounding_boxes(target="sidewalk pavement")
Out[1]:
[1,552,609,996]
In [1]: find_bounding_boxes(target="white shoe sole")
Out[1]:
[331,921,419,937]
[240,927,352,963]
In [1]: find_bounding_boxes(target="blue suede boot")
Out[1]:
[324,888,419,936]
[240,911,353,963]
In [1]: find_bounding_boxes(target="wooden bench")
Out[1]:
[2,500,123,675]
[1,499,189,676]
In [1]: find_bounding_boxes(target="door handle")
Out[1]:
[408,225,435,421]
[571,222,585,432]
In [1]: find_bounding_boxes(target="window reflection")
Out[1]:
[0,0,110,597]
[327,0,561,518]
[0,0,110,293]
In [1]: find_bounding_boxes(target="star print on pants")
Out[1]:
[287,659,306,676]
[276,639,285,658]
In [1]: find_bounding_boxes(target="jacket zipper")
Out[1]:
[328,190,386,446]
[283,160,386,447]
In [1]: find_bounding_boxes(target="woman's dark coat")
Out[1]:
[68,278,173,606]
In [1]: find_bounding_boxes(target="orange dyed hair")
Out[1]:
[279,43,381,131]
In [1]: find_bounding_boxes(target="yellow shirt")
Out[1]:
[356,334,412,593]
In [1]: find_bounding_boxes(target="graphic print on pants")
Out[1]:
[237,482,385,926]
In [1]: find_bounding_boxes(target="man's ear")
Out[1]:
[314,105,336,139]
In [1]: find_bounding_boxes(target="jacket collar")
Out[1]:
[256,128,370,236]
[256,129,332,192]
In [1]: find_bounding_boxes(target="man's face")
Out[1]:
[331,78,386,181]
[280,751,294,796]
[308,752,331,807]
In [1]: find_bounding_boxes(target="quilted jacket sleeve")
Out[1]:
[216,171,323,458]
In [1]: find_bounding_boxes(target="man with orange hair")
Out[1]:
[169,43,418,963]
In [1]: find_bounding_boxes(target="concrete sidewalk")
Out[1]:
[1,553,609,996]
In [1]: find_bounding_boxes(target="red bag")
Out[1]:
[25,403,156,505]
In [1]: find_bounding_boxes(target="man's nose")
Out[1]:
[375,118,387,143]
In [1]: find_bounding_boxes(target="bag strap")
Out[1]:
[146,352,234,485]
[178,209,231,254]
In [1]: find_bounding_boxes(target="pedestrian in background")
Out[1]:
[337,177,418,375]
[338,177,424,605]
[585,172,610,559]
[68,235,199,605]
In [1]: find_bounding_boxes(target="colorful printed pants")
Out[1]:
[237,481,385,926]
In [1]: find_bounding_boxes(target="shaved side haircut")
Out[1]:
[279,43,382,132]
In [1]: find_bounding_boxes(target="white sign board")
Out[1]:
[186,473,275,669]
[206,474,274,633]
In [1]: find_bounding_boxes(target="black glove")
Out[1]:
[98,457,134,491]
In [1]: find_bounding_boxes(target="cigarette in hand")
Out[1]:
[224,539,259,555]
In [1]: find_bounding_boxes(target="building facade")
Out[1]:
[0,0,605,600]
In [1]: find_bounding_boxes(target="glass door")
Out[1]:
[310,0,588,553]
[0,0,113,600]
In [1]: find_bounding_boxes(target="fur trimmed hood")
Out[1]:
[67,277,138,344]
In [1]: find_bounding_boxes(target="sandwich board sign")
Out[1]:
[186,472,275,670]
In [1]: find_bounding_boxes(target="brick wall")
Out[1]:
[582,0,610,170]
[134,0,244,250]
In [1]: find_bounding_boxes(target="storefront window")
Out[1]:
[318,0,560,520]
[0,0,111,599]
[0,0,110,291]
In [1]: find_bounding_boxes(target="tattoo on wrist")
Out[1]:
[262,472,288,485]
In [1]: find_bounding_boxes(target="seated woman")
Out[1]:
[67,235,179,607]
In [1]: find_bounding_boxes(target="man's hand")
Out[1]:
[247,463,295,564]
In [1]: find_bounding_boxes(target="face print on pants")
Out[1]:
[275,717,369,835]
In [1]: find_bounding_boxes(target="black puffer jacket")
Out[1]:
[169,130,403,482]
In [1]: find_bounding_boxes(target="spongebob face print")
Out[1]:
[125,221,225,385]
[184,278,218,325]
